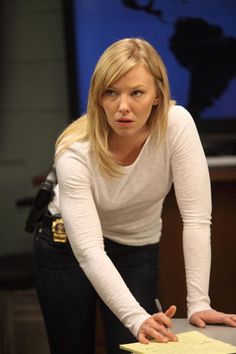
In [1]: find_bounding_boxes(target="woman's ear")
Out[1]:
[153,97,159,106]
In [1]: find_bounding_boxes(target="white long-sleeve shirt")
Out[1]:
[49,105,212,337]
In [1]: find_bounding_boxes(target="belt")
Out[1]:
[40,212,68,243]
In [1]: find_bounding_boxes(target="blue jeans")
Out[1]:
[33,225,159,354]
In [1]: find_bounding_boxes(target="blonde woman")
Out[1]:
[33,38,236,354]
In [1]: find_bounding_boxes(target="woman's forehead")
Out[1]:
[109,65,154,87]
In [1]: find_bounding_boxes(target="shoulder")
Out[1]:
[167,105,197,139]
[56,139,94,177]
[69,139,91,157]
[168,105,194,128]
[166,105,205,161]
[58,139,91,161]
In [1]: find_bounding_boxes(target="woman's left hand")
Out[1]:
[190,309,236,328]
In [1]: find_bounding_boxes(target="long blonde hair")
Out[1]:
[56,38,173,177]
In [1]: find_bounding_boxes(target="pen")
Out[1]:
[155,298,163,313]
[155,298,172,333]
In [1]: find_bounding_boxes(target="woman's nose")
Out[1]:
[118,95,130,113]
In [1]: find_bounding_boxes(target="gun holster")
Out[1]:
[25,164,57,234]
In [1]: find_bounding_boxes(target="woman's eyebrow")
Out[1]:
[108,83,148,90]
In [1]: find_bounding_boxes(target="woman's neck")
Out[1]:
[109,130,149,166]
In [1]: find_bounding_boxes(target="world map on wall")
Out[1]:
[123,0,236,120]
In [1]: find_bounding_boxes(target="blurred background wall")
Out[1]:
[0,0,69,256]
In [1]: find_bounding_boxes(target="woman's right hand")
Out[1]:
[138,305,178,344]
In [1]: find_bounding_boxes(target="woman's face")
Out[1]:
[101,64,158,141]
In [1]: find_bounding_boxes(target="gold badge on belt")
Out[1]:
[52,218,67,243]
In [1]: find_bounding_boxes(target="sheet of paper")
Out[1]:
[120,331,236,353]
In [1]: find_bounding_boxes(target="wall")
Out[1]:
[0,0,69,256]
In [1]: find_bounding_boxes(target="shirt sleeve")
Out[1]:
[55,145,150,338]
[169,106,212,319]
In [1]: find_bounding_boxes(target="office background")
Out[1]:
[0,0,68,257]
[0,0,235,353]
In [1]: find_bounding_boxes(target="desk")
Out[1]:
[173,318,236,346]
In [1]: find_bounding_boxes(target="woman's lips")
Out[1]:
[116,118,133,124]
[117,117,133,122]
[116,118,134,127]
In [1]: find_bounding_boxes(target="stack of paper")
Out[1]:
[120,331,236,353]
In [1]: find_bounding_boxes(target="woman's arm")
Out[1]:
[170,106,236,327]
[170,106,212,318]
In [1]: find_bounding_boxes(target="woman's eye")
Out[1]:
[104,89,117,96]
[132,90,143,97]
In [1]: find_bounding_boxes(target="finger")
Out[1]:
[147,318,178,341]
[138,323,168,344]
[161,328,178,342]
[165,305,177,319]
[138,333,150,344]
[152,312,174,328]
[142,326,169,343]
[148,325,178,343]
[158,324,178,342]
[222,316,236,327]
[190,315,206,328]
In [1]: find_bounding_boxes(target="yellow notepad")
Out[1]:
[120,331,236,353]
